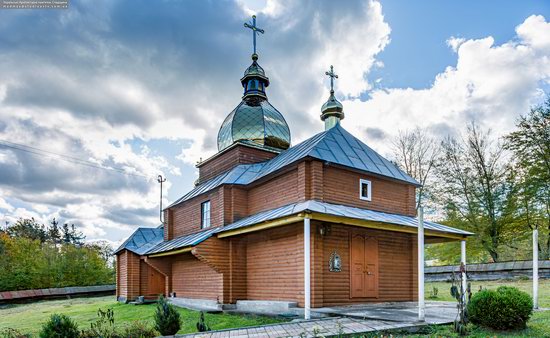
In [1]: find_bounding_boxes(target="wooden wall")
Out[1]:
[323,166,416,217]
[245,225,304,306]
[168,187,224,239]
[116,250,140,301]
[247,168,300,214]
[145,220,419,308]
[197,144,278,184]
[317,223,418,306]
[241,222,417,308]
[171,253,223,301]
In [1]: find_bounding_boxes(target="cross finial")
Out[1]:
[325,65,338,93]
[244,15,265,56]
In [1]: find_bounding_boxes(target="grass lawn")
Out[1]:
[416,279,550,337]
[0,296,285,336]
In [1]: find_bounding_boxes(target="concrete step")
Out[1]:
[169,297,223,312]
[235,300,298,315]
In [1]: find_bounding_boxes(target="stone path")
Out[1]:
[174,317,442,337]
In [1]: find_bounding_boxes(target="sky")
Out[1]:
[0,0,549,247]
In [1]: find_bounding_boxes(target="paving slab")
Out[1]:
[170,301,458,338]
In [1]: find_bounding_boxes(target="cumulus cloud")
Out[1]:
[342,14,550,154]
[0,1,548,246]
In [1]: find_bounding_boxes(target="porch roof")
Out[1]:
[140,200,473,256]
[114,225,164,255]
[217,200,474,237]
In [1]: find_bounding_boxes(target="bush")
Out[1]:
[39,314,80,338]
[468,286,533,330]
[80,308,118,338]
[122,321,158,338]
[154,295,181,335]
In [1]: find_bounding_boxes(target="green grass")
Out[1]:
[419,279,550,337]
[1,280,548,337]
[0,296,285,336]
[425,279,550,307]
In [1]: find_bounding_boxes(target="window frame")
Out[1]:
[359,179,372,201]
[201,200,211,229]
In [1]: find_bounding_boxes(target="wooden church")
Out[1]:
[115,16,471,315]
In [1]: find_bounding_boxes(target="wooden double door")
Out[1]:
[350,233,379,298]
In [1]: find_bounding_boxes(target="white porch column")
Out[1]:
[418,207,425,322]
[533,229,539,309]
[461,240,467,303]
[304,216,311,320]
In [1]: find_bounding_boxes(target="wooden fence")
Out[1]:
[0,284,115,303]
[425,260,550,282]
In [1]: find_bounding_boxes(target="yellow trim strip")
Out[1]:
[147,246,193,258]
[217,215,304,238]
[308,212,467,241]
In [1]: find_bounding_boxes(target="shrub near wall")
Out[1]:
[468,286,533,330]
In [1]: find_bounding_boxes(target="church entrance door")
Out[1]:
[350,233,379,298]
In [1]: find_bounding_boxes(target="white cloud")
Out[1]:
[1,2,548,247]
[342,14,550,154]
[447,36,466,52]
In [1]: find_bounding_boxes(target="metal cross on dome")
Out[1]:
[325,65,338,93]
[244,15,264,55]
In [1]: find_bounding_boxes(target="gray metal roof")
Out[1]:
[218,200,473,236]
[146,227,219,255]
[114,226,164,255]
[169,124,419,209]
[145,200,472,256]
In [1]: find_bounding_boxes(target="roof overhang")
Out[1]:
[216,210,469,242]
[147,246,193,258]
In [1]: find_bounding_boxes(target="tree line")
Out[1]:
[392,97,549,263]
[0,218,114,292]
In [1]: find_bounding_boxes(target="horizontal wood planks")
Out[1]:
[246,224,304,306]
[319,224,417,306]
[116,250,140,301]
[171,253,222,301]
[323,166,416,217]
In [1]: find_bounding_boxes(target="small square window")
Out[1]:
[359,179,372,201]
[201,201,211,228]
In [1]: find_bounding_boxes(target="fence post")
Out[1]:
[418,206,425,322]
[533,229,539,310]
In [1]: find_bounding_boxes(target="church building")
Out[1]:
[115,16,471,316]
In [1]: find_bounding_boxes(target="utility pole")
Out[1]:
[157,175,166,224]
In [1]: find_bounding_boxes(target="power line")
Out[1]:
[0,139,151,179]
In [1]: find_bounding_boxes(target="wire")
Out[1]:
[0,139,151,179]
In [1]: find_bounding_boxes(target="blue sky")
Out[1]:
[0,0,548,246]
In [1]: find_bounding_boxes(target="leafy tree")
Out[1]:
[6,218,47,243]
[505,99,550,258]
[0,233,114,291]
[435,122,512,262]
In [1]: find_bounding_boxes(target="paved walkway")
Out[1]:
[175,317,431,338]
[173,302,457,338]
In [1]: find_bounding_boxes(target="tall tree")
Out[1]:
[392,127,439,210]
[48,218,62,244]
[6,218,47,243]
[436,122,511,262]
[505,98,550,257]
